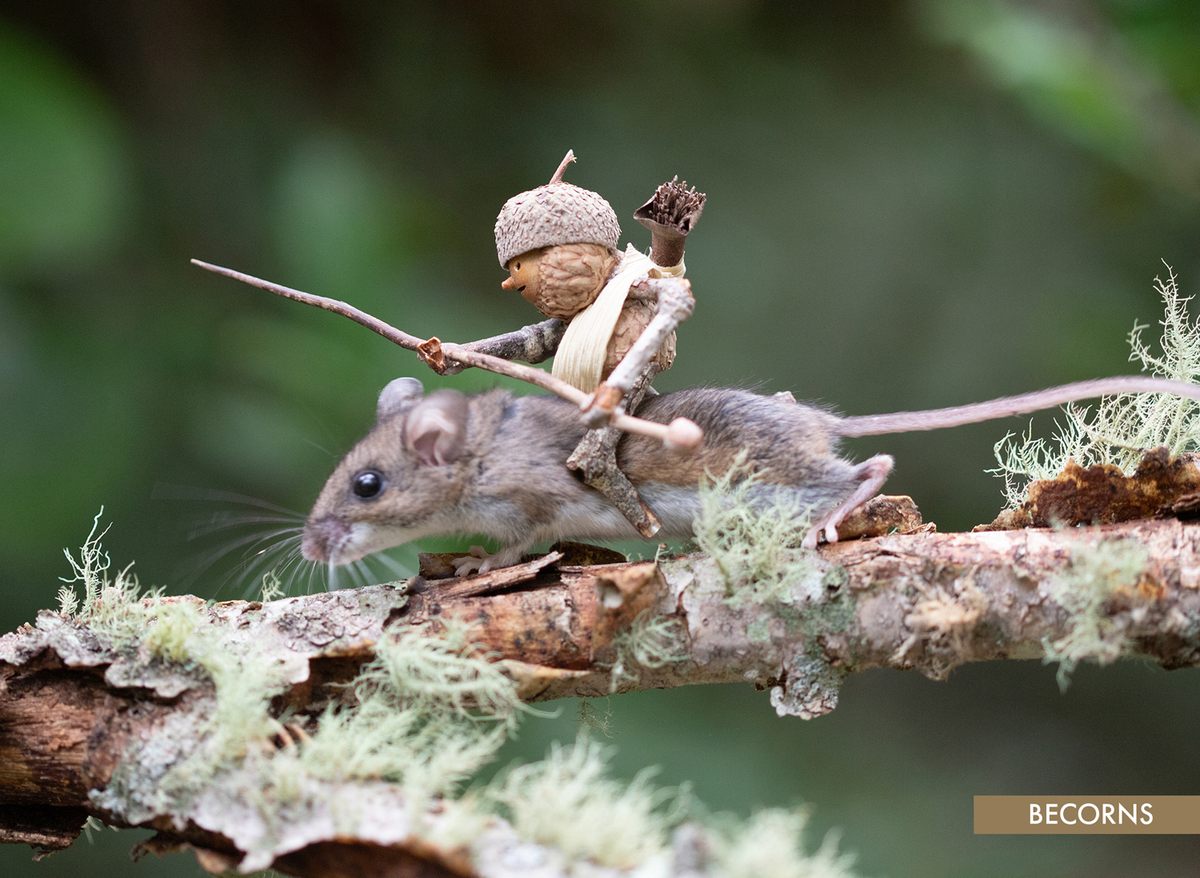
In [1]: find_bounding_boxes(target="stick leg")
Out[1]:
[567,368,662,538]
[803,455,895,549]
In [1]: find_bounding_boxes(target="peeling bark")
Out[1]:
[982,448,1200,530]
[2,510,1200,874]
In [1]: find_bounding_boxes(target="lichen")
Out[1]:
[993,264,1200,506]
[141,600,206,663]
[892,578,988,680]
[1042,538,1148,690]
[693,453,822,607]
[259,571,286,603]
[690,460,860,718]
[200,639,291,759]
[354,617,525,726]
[58,508,163,648]
[609,610,689,691]
[277,618,523,807]
[711,807,859,878]
[487,735,687,870]
[769,653,845,720]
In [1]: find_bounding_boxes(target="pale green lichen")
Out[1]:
[798,593,856,649]
[712,807,858,878]
[58,509,165,647]
[259,571,286,603]
[262,616,525,827]
[57,508,109,617]
[1043,538,1148,691]
[59,511,212,665]
[199,641,290,758]
[993,264,1200,506]
[693,454,820,607]
[353,618,524,727]
[81,815,110,843]
[141,600,206,663]
[746,617,773,645]
[420,791,493,853]
[488,735,687,870]
[610,610,689,691]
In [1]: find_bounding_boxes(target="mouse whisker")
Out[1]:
[372,552,414,583]
[189,514,303,540]
[295,558,317,594]
[299,436,336,458]
[175,528,299,595]
[267,546,306,594]
[154,483,307,519]
[194,527,304,575]
[349,560,371,589]
[225,533,305,598]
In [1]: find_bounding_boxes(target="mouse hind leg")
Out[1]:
[802,454,894,549]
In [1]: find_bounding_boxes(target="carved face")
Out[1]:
[500,243,618,320]
[501,247,546,311]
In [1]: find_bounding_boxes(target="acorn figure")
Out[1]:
[425,150,704,540]
[493,151,697,394]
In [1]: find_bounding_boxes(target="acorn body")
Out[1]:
[606,284,675,375]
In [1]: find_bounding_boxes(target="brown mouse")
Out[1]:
[301,375,1200,574]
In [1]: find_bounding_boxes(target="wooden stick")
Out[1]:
[582,277,695,429]
[190,259,702,449]
[548,148,576,185]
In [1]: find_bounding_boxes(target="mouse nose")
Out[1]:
[301,517,348,563]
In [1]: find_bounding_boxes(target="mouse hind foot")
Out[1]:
[802,454,895,549]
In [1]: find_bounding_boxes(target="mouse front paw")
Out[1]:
[451,545,524,577]
[451,545,491,576]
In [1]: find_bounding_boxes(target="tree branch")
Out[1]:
[2,514,1198,873]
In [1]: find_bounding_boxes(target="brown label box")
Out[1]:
[974,796,1200,834]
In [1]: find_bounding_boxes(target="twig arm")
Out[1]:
[430,318,566,375]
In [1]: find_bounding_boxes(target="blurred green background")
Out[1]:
[1,1,1198,875]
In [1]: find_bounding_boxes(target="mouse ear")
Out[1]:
[404,390,469,466]
[377,378,425,421]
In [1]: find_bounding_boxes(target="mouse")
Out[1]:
[300,375,1200,575]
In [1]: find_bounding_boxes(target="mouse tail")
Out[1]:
[834,376,1200,438]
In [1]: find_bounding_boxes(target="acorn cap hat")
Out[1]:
[495,150,620,267]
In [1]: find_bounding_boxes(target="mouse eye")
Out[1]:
[352,470,385,499]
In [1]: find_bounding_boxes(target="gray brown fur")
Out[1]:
[303,375,1200,569]
[302,384,860,567]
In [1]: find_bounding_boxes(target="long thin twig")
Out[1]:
[190,259,702,449]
